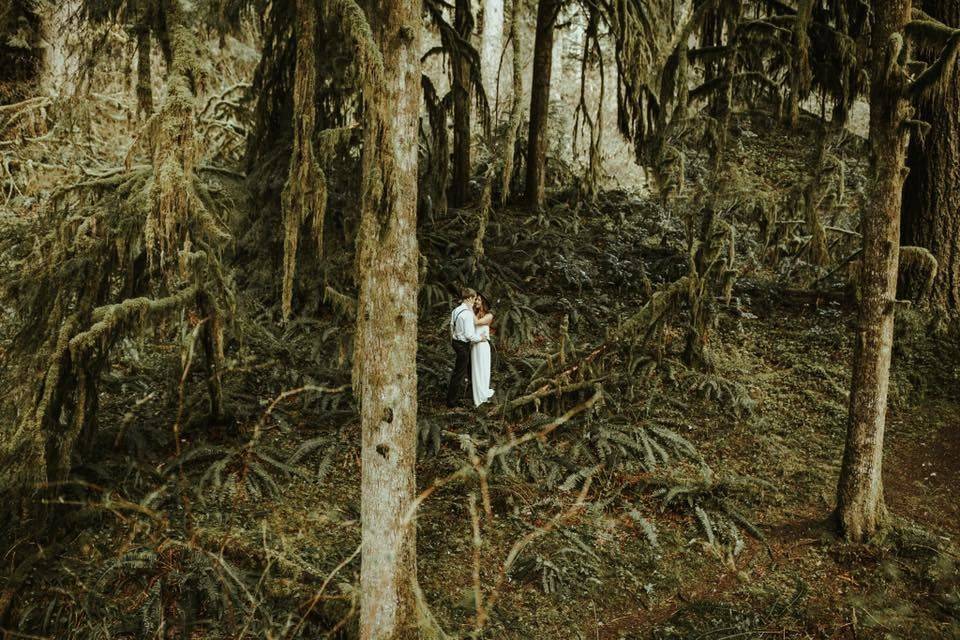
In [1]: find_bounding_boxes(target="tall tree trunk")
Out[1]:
[499,0,523,205]
[480,0,504,104]
[900,1,960,309]
[787,0,812,128]
[136,23,153,117]
[450,0,473,208]
[355,0,421,635]
[525,0,559,209]
[835,0,911,542]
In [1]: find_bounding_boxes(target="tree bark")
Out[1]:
[787,0,813,128]
[450,0,473,208]
[524,0,559,209]
[499,0,524,205]
[835,0,911,543]
[480,0,504,105]
[136,23,153,118]
[900,0,960,309]
[355,0,421,635]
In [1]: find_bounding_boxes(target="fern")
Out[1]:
[695,506,716,546]
[628,511,661,550]
[164,441,299,504]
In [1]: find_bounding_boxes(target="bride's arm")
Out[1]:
[475,312,494,326]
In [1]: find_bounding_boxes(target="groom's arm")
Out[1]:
[458,311,485,343]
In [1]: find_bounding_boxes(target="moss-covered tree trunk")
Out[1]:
[136,22,153,117]
[787,0,813,129]
[835,0,911,542]
[900,1,960,309]
[500,0,524,205]
[524,0,559,209]
[450,0,473,208]
[354,0,422,635]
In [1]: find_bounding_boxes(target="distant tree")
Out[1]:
[525,0,560,209]
[352,0,423,636]
[787,0,813,129]
[451,0,474,207]
[134,15,153,117]
[499,0,524,205]
[900,1,960,309]
[480,0,504,101]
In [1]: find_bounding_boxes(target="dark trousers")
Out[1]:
[446,339,472,407]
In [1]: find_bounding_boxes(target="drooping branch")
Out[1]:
[908,28,960,98]
[905,17,957,48]
[68,286,200,356]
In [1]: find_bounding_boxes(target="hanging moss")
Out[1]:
[281,0,328,320]
[422,75,450,215]
[0,1,236,524]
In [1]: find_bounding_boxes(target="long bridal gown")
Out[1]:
[471,325,495,407]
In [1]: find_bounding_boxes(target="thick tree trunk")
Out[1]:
[355,0,421,635]
[900,1,960,309]
[450,0,473,208]
[835,0,911,542]
[524,0,559,209]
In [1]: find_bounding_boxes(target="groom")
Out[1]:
[446,287,487,408]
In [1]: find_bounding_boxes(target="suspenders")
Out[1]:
[451,307,469,339]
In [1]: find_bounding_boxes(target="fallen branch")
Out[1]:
[503,379,600,413]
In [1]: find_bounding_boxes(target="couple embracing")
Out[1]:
[445,287,495,408]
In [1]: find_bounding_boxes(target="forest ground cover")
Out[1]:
[2,107,959,639]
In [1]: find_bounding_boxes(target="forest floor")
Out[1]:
[3,116,960,639]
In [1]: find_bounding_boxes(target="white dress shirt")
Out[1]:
[450,302,483,343]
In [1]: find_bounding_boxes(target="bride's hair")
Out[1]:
[474,293,490,315]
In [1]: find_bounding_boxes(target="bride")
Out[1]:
[471,293,495,407]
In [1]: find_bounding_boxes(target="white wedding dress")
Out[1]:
[471,325,495,407]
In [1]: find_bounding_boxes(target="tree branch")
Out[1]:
[908,29,960,98]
